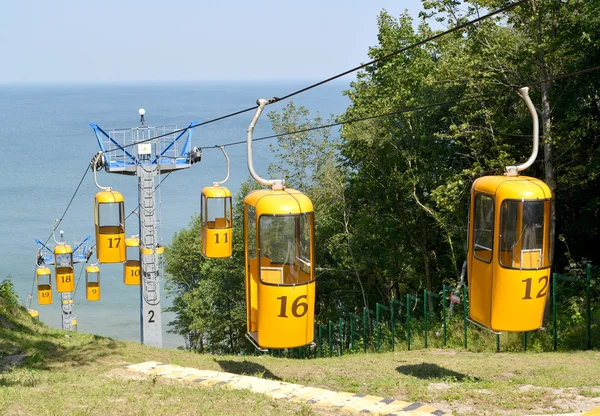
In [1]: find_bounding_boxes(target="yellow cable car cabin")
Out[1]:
[86,265,101,301]
[124,237,141,285]
[36,267,53,305]
[54,244,75,293]
[28,309,40,320]
[201,186,233,258]
[94,190,126,263]
[244,188,315,349]
[467,175,553,332]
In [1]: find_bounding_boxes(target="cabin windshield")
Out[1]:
[203,196,231,227]
[499,199,552,269]
[98,202,124,232]
[259,213,313,285]
[55,253,73,268]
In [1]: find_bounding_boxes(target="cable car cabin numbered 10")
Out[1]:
[124,237,141,285]
[201,186,233,258]
[94,190,126,263]
[244,189,315,349]
[54,244,75,293]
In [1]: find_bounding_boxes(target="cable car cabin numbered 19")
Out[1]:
[94,190,126,263]
[201,186,233,258]
[244,188,316,349]
[467,87,553,333]
[54,244,75,293]
[36,267,53,305]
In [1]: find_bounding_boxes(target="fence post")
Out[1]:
[523,331,527,352]
[376,303,390,352]
[391,299,401,352]
[496,334,500,353]
[339,317,344,356]
[406,294,411,351]
[442,285,448,347]
[423,289,428,349]
[553,273,557,351]
[587,264,591,350]
[328,321,334,357]
[363,307,368,353]
[319,323,327,357]
[463,285,468,349]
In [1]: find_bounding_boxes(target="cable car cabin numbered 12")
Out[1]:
[467,87,553,333]
[54,244,75,293]
[244,189,316,349]
[94,190,126,263]
[201,186,233,258]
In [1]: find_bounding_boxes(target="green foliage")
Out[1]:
[0,276,19,309]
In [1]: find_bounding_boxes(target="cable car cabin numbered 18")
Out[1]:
[467,87,553,333]
[201,186,233,258]
[244,189,316,349]
[54,244,75,293]
[94,190,126,263]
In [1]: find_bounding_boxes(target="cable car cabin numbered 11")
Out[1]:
[54,244,75,293]
[244,189,316,349]
[94,190,126,263]
[201,186,233,258]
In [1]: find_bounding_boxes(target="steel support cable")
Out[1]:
[104,0,530,153]
[199,64,600,149]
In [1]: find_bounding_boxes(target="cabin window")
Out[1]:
[473,193,494,263]
[259,213,313,285]
[55,253,73,268]
[98,202,124,233]
[499,199,552,269]
[246,205,257,261]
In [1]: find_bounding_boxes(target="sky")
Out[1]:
[0,0,426,83]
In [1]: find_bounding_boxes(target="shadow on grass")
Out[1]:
[396,363,479,381]
[215,359,282,381]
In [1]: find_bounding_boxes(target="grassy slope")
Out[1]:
[1,298,599,416]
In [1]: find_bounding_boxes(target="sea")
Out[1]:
[0,80,351,349]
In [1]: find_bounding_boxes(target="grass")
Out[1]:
[1,297,599,415]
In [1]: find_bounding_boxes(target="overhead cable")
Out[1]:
[107,0,530,151]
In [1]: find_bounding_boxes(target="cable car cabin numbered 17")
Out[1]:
[201,186,233,258]
[244,189,316,349]
[467,87,553,333]
[54,244,75,293]
[94,190,126,263]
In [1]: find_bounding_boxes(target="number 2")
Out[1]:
[148,310,155,323]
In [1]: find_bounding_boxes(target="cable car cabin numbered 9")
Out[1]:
[468,176,553,332]
[36,267,53,305]
[201,186,233,258]
[86,265,101,301]
[94,190,126,263]
[244,188,315,349]
[54,244,75,293]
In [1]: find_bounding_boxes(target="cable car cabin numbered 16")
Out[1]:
[201,186,233,258]
[244,189,315,349]
[94,190,126,263]
[54,244,75,293]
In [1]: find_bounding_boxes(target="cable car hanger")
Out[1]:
[213,146,230,187]
[91,151,111,192]
[505,87,539,177]
[247,98,285,191]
